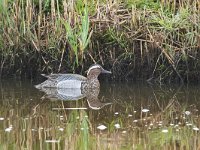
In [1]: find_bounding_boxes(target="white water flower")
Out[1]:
[45,140,59,143]
[186,123,193,126]
[193,127,199,131]
[142,109,149,113]
[150,123,153,126]
[122,130,127,134]
[0,117,4,120]
[97,125,107,130]
[114,124,120,129]
[185,111,191,115]
[162,129,168,133]
[158,121,162,126]
[5,127,12,132]
[59,128,64,131]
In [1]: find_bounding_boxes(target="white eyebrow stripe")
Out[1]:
[89,65,100,70]
[87,65,101,75]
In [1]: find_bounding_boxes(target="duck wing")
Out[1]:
[41,74,87,82]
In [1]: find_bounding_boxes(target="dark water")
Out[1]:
[0,79,200,149]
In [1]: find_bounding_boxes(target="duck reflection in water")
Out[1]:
[39,87,111,110]
[35,64,112,110]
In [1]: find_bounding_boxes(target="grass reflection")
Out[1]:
[0,81,200,149]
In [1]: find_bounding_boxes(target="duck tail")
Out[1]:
[34,83,42,89]
[41,74,48,78]
[34,74,49,89]
[34,80,57,89]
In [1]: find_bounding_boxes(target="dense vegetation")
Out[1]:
[0,0,200,83]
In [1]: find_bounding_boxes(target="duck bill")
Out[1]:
[102,69,112,74]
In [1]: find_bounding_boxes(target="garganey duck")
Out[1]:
[35,64,111,89]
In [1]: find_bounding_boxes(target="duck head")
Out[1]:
[86,64,111,79]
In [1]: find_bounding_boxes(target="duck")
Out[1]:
[35,64,111,90]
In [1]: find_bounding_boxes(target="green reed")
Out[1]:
[0,0,200,82]
[78,110,90,150]
[63,6,92,65]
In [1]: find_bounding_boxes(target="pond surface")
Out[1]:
[0,79,200,149]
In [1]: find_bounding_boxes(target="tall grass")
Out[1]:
[90,0,200,82]
[0,0,200,82]
[62,7,92,65]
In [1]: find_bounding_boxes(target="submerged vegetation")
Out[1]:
[0,0,200,83]
[1,80,200,149]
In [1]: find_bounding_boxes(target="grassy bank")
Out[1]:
[0,0,200,83]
